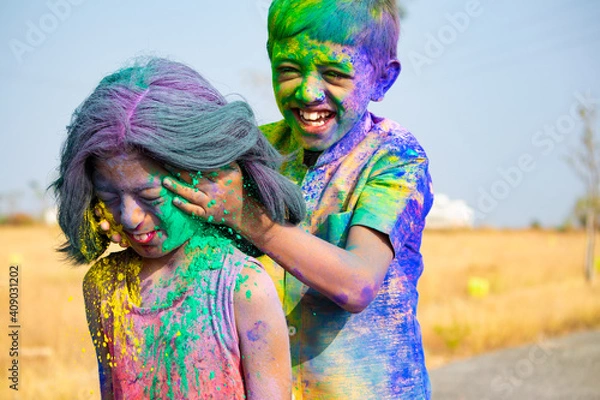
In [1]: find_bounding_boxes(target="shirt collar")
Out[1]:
[311,112,373,168]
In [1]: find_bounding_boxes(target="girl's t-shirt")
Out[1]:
[86,246,256,399]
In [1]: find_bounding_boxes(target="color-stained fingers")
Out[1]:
[163,177,211,217]
[94,205,128,248]
[172,195,209,220]
[162,163,246,229]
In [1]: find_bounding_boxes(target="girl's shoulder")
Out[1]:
[224,247,264,275]
[224,248,273,299]
[217,247,267,292]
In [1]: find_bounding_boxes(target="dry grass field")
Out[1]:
[419,228,600,368]
[0,225,598,399]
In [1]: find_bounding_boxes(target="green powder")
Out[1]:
[158,188,201,253]
[234,274,249,293]
[110,190,242,398]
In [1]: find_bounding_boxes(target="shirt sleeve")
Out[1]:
[351,146,433,247]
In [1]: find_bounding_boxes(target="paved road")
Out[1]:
[430,330,600,400]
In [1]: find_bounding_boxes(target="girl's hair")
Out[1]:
[52,57,306,264]
[267,0,400,77]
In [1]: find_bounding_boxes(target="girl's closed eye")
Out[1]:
[97,192,120,206]
[144,196,164,207]
[138,189,165,206]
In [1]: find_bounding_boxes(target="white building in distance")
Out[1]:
[43,206,58,225]
[426,193,474,229]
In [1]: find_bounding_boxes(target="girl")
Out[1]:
[52,58,303,399]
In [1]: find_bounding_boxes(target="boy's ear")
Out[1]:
[371,59,401,102]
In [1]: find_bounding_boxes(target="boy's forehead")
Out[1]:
[271,33,367,65]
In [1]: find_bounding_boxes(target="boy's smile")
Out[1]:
[271,33,380,151]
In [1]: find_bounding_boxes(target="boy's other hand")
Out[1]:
[94,206,129,248]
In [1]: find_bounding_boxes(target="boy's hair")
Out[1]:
[267,0,400,75]
[52,57,306,264]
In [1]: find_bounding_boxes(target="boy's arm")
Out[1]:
[163,154,430,313]
[234,263,291,399]
[83,268,114,400]
[253,222,393,313]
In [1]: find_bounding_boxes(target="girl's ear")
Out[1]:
[371,59,401,102]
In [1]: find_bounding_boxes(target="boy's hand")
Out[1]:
[162,163,273,239]
[94,206,129,248]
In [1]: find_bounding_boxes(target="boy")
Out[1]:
[106,0,433,397]
[257,1,433,398]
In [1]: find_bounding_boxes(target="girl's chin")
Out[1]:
[135,241,190,260]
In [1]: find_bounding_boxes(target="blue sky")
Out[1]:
[1,0,599,227]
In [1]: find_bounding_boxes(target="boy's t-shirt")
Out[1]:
[260,112,434,400]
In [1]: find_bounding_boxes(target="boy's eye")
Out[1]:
[324,70,350,82]
[276,65,301,80]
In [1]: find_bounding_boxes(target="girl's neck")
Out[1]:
[134,244,192,308]
[140,245,188,281]
[131,229,231,308]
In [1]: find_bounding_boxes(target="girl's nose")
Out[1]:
[295,74,326,105]
[119,196,145,230]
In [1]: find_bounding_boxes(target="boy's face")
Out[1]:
[271,33,379,151]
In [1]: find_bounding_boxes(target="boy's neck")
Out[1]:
[303,149,323,168]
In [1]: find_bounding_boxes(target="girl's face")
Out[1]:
[92,152,197,261]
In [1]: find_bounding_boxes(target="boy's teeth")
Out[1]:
[299,110,331,121]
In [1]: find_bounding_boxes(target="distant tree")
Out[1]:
[572,195,600,229]
[0,191,24,216]
[556,218,575,233]
[566,105,598,282]
[529,219,542,230]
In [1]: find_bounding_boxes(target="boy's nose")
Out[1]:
[119,196,145,231]
[295,75,325,105]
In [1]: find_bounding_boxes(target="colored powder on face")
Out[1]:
[158,187,201,253]
[80,201,130,262]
